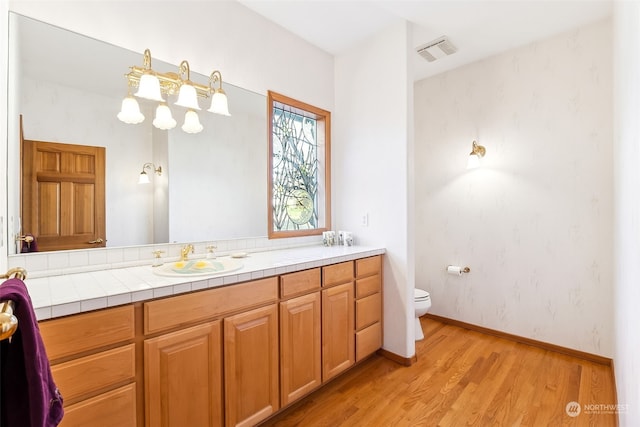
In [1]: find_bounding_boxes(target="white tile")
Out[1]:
[25,253,49,273]
[47,252,70,270]
[153,287,173,298]
[68,251,90,268]
[106,248,125,265]
[223,275,239,285]
[34,306,52,321]
[208,277,224,288]
[52,302,81,317]
[173,282,191,295]
[88,249,108,266]
[81,297,108,312]
[107,292,132,307]
[237,273,252,283]
[191,280,208,291]
[132,289,154,302]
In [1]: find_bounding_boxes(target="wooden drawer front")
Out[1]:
[52,344,135,402]
[322,261,354,287]
[356,322,382,362]
[355,293,382,330]
[145,277,278,335]
[40,305,134,360]
[280,268,321,298]
[356,255,381,278]
[59,383,137,427]
[356,275,381,299]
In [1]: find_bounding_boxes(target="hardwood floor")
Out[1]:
[260,317,617,426]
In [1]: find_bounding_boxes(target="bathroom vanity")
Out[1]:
[30,246,384,427]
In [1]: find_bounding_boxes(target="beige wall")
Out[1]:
[414,19,613,357]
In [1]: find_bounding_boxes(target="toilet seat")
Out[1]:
[414,288,430,301]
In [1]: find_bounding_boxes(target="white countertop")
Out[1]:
[26,245,385,321]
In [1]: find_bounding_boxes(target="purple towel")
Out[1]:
[0,278,63,427]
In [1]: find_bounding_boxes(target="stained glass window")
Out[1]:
[268,91,331,238]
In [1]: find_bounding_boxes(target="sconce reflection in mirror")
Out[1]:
[139,163,162,184]
[118,49,231,134]
[467,140,486,169]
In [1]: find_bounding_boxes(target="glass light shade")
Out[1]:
[138,171,150,184]
[117,96,145,124]
[174,83,201,110]
[152,103,177,130]
[208,89,231,116]
[467,153,481,169]
[135,73,164,102]
[182,109,203,134]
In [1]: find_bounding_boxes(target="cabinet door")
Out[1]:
[322,282,355,381]
[145,321,223,427]
[60,383,136,427]
[224,304,279,427]
[280,292,321,405]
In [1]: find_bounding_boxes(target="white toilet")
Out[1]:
[414,289,432,340]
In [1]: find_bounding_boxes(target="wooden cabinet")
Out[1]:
[39,306,136,427]
[61,383,137,427]
[280,280,321,406]
[39,255,382,427]
[144,321,222,427]
[224,304,279,427]
[355,256,383,361]
[321,262,355,381]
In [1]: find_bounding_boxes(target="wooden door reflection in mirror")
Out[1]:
[21,140,106,252]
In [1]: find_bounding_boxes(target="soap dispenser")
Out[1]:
[152,250,165,267]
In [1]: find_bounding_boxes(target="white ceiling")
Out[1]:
[238,0,613,81]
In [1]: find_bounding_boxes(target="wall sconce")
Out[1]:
[467,140,486,169]
[117,49,231,134]
[139,162,162,184]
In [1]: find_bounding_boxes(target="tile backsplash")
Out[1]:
[8,235,323,278]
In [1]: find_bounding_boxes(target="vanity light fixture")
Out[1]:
[138,162,162,184]
[467,140,486,169]
[118,49,231,134]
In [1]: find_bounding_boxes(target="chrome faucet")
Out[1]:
[180,244,194,262]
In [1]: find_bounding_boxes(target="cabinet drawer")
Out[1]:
[322,261,354,287]
[145,277,278,334]
[280,268,321,298]
[356,322,382,362]
[356,275,381,299]
[355,292,382,330]
[356,256,381,278]
[52,344,135,402]
[40,305,134,360]
[60,383,136,427]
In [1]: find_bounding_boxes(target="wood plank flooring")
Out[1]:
[260,317,617,426]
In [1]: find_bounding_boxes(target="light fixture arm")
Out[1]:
[142,162,162,176]
[178,60,191,82]
[209,70,223,91]
[470,140,486,158]
[142,48,153,70]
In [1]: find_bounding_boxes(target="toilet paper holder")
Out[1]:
[447,265,471,275]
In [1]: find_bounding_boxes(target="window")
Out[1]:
[268,91,331,238]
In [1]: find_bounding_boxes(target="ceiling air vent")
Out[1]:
[416,36,457,62]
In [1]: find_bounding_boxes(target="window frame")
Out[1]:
[267,91,331,239]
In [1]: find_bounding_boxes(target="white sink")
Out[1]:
[153,258,243,277]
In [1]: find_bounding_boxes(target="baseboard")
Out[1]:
[377,348,417,366]
[424,313,612,366]
[610,359,620,425]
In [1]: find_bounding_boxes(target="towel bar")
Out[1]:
[0,267,28,342]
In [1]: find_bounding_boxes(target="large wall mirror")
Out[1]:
[7,13,268,255]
